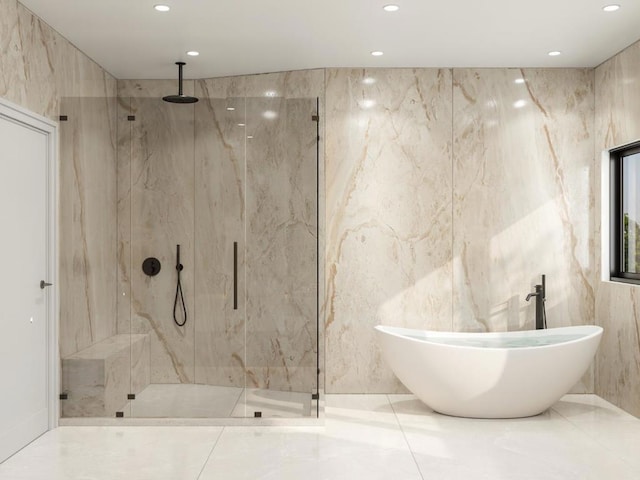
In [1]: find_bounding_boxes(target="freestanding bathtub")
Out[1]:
[375,325,603,418]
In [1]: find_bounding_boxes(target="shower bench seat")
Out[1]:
[61,334,150,417]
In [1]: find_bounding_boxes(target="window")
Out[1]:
[611,142,640,283]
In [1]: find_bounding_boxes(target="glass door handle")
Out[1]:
[233,242,238,310]
[40,280,53,289]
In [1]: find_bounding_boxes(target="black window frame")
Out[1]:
[610,142,640,284]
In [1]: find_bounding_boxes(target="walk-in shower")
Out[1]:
[58,85,320,420]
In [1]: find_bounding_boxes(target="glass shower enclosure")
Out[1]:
[59,91,320,419]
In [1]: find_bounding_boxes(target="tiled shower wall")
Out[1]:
[116,71,323,391]
[594,40,640,417]
[325,68,595,393]
[0,0,117,359]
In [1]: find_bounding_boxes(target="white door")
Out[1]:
[0,102,55,463]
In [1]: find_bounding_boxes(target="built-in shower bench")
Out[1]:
[61,334,150,417]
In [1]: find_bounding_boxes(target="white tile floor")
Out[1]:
[2,394,639,479]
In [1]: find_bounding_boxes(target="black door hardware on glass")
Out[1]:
[233,241,238,310]
[173,244,187,327]
[40,280,52,289]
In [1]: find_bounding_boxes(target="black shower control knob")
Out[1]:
[142,257,161,276]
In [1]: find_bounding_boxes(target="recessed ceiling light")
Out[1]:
[263,111,278,119]
[154,4,170,12]
[264,90,277,97]
[226,107,235,111]
[247,135,254,139]
[371,51,384,57]
[362,77,376,85]
[383,4,400,12]
[514,78,525,84]
[603,4,620,11]
[237,123,245,127]
[548,50,562,57]
[513,100,527,109]
[186,51,199,56]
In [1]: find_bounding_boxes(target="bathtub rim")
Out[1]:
[374,324,603,351]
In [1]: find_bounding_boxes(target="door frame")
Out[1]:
[0,97,59,430]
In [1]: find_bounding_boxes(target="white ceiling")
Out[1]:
[18,0,640,80]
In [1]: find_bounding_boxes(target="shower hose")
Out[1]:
[173,244,187,327]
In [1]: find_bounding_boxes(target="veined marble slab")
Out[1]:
[62,334,150,417]
[325,68,454,393]
[594,39,640,417]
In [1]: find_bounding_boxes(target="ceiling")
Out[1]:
[18,0,640,80]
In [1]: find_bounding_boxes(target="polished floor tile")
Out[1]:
[1,395,639,480]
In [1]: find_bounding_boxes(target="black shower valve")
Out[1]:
[142,257,161,276]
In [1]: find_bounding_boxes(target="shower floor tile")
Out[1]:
[2,394,639,480]
[125,384,313,419]
[130,384,243,418]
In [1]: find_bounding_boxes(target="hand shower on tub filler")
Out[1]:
[173,244,187,327]
[525,274,547,329]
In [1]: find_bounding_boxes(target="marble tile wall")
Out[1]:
[59,98,118,358]
[0,0,118,360]
[325,68,454,393]
[452,69,594,330]
[118,71,323,395]
[193,77,246,388]
[117,80,197,384]
[594,39,640,417]
[324,68,595,393]
[243,71,324,394]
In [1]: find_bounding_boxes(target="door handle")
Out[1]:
[40,280,53,289]
[233,242,238,310]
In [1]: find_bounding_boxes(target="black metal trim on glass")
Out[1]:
[233,241,238,310]
[315,97,320,418]
[610,142,640,284]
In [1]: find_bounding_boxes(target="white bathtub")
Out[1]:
[375,325,603,418]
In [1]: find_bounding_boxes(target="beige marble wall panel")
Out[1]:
[244,96,319,392]
[325,68,453,393]
[116,97,133,336]
[118,79,195,99]
[241,70,323,393]
[128,95,196,384]
[453,68,595,391]
[594,40,640,416]
[1,2,115,119]
[244,70,325,98]
[193,80,246,387]
[58,97,118,358]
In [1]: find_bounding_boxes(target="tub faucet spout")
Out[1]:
[526,275,546,329]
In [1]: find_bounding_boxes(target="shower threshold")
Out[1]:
[59,384,323,427]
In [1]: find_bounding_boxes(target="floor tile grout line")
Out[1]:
[228,387,246,417]
[386,395,426,480]
[550,399,640,470]
[195,426,226,480]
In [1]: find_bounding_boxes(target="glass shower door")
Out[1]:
[241,95,319,418]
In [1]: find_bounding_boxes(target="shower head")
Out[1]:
[163,62,199,104]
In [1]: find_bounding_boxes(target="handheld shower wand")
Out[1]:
[173,244,187,327]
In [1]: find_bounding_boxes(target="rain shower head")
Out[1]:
[163,62,199,104]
